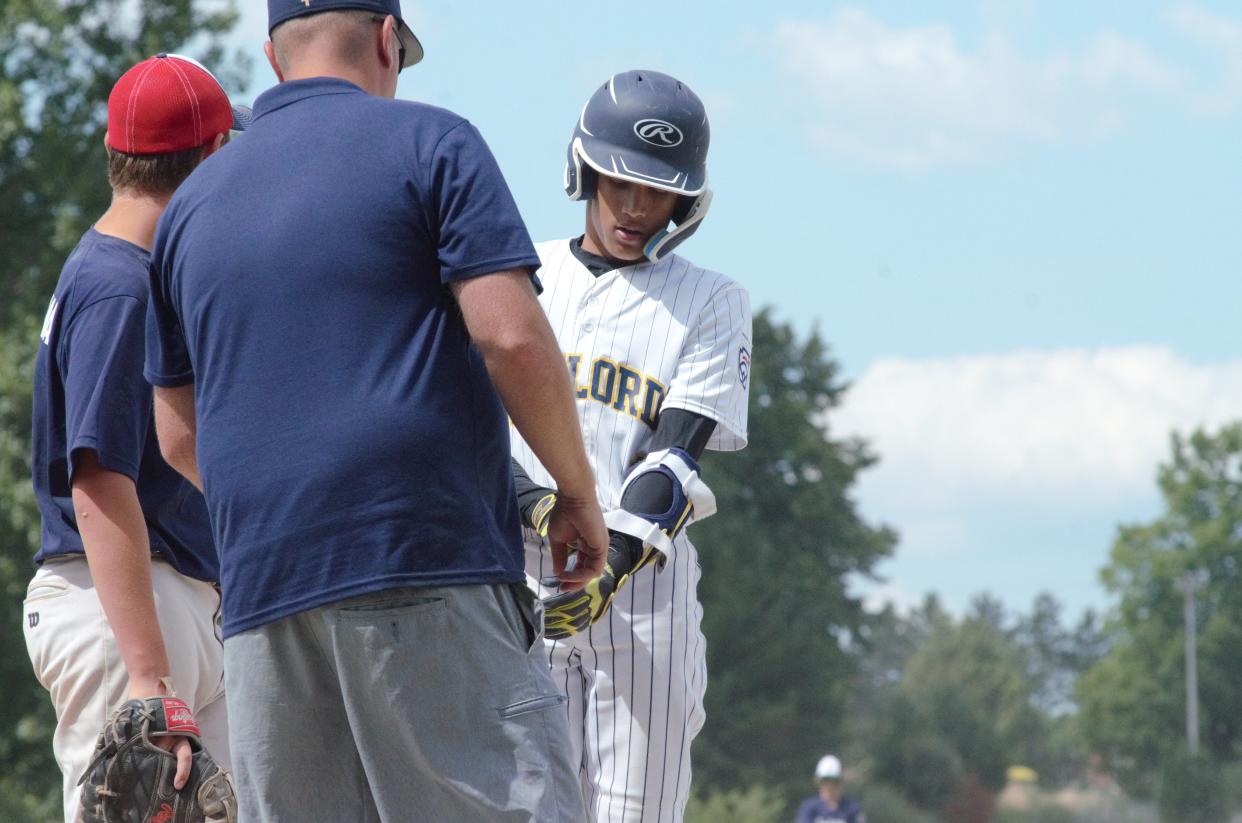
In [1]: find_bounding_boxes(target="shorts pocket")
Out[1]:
[504,584,543,653]
[23,579,70,604]
[498,693,567,720]
[338,596,445,617]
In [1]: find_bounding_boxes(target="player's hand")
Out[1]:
[129,679,192,790]
[543,531,659,639]
[546,493,607,587]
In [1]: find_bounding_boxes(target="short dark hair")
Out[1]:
[106,144,211,197]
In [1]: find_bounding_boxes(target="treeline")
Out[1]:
[688,589,1111,823]
[685,425,1242,823]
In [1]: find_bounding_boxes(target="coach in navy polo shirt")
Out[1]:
[143,1,607,820]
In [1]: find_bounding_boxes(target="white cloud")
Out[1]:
[1167,4,1242,114]
[773,6,1238,169]
[836,346,1242,509]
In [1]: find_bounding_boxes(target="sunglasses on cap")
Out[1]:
[371,15,407,72]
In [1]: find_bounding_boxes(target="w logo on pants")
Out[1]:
[27,612,39,629]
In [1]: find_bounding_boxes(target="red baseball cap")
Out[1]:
[106,53,238,155]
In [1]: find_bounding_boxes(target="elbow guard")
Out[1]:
[605,448,717,560]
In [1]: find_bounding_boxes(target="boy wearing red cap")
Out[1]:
[21,53,245,823]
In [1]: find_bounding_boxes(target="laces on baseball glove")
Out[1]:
[78,696,236,823]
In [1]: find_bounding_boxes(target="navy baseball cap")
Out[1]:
[230,105,253,138]
[268,0,424,68]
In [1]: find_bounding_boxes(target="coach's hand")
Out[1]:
[543,530,658,639]
[546,492,607,587]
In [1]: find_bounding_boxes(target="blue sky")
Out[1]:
[221,1,1242,620]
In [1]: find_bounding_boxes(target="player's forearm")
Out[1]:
[72,454,172,696]
[647,408,717,461]
[154,385,202,491]
[512,457,557,529]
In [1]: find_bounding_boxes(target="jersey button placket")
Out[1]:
[581,288,602,334]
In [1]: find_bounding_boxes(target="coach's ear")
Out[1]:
[264,41,285,83]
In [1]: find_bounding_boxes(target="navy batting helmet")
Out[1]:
[565,70,712,262]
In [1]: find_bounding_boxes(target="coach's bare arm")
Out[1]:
[453,269,606,585]
[153,384,202,493]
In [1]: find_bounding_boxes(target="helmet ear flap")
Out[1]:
[580,168,597,200]
[564,139,598,201]
[644,189,713,263]
[671,194,696,225]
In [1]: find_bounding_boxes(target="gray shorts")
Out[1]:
[223,583,585,823]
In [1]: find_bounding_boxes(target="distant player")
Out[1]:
[794,755,867,823]
[510,70,752,822]
[21,54,244,823]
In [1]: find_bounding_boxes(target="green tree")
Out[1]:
[842,595,949,766]
[1012,594,1106,786]
[691,310,896,809]
[859,782,940,823]
[0,0,250,325]
[1078,424,1242,797]
[0,3,245,815]
[869,603,1043,817]
[1157,749,1228,823]
[685,785,785,823]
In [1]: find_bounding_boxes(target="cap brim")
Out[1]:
[398,20,424,67]
[230,105,253,133]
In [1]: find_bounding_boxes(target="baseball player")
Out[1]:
[510,70,752,822]
[143,1,606,820]
[21,54,245,823]
[794,755,867,823]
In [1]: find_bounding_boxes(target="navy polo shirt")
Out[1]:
[794,795,866,823]
[146,78,541,638]
[31,228,217,582]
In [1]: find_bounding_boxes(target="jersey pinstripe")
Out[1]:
[511,238,752,823]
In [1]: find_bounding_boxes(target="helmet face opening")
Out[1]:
[564,71,712,262]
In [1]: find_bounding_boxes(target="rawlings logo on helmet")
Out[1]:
[633,119,683,147]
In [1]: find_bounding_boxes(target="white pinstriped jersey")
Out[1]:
[511,237,751,823]
[511,238,751,508]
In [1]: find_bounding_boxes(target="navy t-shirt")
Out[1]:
[794,795,866,823]
[146,78,542,638]
[31,228,217,583]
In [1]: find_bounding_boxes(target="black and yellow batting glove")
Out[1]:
[543,530,659,640]
[528,492,557,538]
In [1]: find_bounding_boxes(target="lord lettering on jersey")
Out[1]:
[567,353,666,429]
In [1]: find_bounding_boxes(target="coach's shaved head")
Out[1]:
[270,11,375,72]
[265,10,402,98]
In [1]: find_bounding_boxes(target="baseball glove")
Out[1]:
[78,696,236,823]
[543,529,659,639]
